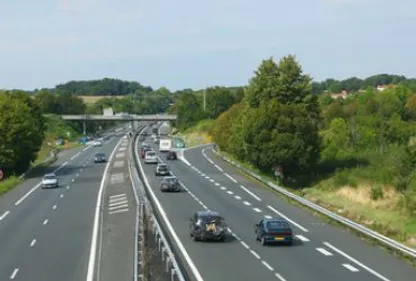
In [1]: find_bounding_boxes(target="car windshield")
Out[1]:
[147,152,156,156]
[201,215,224,223]
[96,153,105,157]
[266,221,290,231]
[44,175,56,179]
[159,165,167,170]
[166,178,177,183]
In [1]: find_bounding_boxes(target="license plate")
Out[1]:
[274,237,284,241]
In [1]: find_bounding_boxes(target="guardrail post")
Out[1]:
[170,269,175,281]
[161,246,166,261]
[158,237,162,251]
[165,256,170,272]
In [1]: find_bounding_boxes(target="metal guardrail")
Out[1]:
[131,127,188,281]
[211,147,416,259]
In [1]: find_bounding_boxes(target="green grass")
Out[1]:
[0,177,20,196]
[218,149,416,247]
[175,119,215,147]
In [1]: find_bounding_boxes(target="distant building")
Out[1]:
[376,84,396,91]
[330,90,350,100]
[102,107,114,116]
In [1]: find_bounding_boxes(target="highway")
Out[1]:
[137,129,415,281]
[0,132,127,281]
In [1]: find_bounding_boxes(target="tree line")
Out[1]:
[0,85,174,178]
[172,56,416,216]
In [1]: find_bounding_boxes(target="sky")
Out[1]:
[0,0,415,91]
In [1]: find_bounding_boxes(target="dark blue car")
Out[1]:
[255,219,293,246]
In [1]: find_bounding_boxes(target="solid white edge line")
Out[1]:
[15,161,68,206]
[214,164,223,172]
[250,250,260,259]
[86,137,124,281]
[136,128,205,281]
[239,184,262,201]
[267,205,309,232]
[323,242,391,281]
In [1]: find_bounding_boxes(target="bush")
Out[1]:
[370,184,384,200]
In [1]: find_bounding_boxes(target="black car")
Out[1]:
[189,210,227,242]
[166,151,177,160]
[94,153,107,163]
[159,176,181,192]
[255,218,293,245]
[155,163,170,176]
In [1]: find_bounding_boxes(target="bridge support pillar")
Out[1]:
[82,121,86,135]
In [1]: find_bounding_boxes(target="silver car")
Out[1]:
[144,150,158,164]
[41,173,59,189]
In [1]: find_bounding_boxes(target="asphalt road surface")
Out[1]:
[95,136,136,281]
[0,133,126,281]
[137,131,415,281]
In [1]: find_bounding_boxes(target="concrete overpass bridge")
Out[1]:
[51,114,177,135]
[59,114,177,121]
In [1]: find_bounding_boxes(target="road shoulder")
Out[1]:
[96,137,137,281]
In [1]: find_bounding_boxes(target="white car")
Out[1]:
[41,173,59,189]
[93,141,103,147]
[144,150,158,164]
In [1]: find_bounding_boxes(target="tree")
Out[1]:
[172,92,204,130]
[212,102,246,151]
[0,91,45,175]
[205,87,237,119]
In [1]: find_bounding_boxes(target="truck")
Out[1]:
[159,139,172,152]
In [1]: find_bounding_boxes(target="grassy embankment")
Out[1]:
[179,119,416,248]
[0,115,83,196]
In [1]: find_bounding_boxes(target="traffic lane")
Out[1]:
[3,140,121,281]
[198,147,416,281]
[0,137,117,226]
[0,139,120,281]
[0,145,91,216]
[168,159,379,281]
[139,159,276,281]
[97,139,136,281]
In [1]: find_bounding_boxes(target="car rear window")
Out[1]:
[201,215,223,223]
[147,152,156,156]
[44,175,56,179]
[266,221,290,230]
[96,153,105,157]
[159,165,167,169]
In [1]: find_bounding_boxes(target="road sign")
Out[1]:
[0,169,4,180]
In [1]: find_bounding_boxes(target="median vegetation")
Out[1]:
[171,55,416,247]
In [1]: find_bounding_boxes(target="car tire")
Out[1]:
[261,237,267,246]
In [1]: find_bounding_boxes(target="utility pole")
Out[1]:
[203,89,206,112]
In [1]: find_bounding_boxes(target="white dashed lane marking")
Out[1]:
[224,173,237,183]
[239,185,261,201]
[214,164,223,172]
[0,211,10,221]
[253,208,262,213]
[296,235,310,242]
[342,264,360,272]
[10,268,19,279]
[243,201,252,206]
[30,239,36,247]
[234,195,242,200]
[316,247,333,256]
[267,205,309,232]
[52,205,57,210]
[261,261,274,271]
[227,191,234,195]
[250,250,261,259]
[43,219,48,225]
[264,215,273,219]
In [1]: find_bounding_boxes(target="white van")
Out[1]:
[144,150,158,164]
[159,139,172,152]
